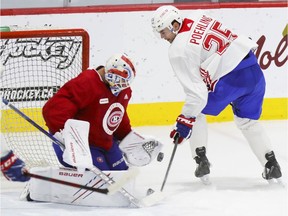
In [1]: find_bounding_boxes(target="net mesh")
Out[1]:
[0,29,89,169]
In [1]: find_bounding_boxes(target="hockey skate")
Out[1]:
[194,147,211,185]
[262,151,283,186]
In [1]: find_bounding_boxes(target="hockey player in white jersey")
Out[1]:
[151,5,282,183]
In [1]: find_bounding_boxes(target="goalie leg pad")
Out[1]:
[119,131,163,166]
[28,167,135,207]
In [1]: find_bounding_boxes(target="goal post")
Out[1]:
[0,28,90,168]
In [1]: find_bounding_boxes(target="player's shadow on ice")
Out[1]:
[173,177,283,192]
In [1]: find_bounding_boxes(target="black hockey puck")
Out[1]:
[157,152,164,162]
[146,188,155,195]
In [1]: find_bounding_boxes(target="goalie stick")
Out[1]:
[1,98,162,207]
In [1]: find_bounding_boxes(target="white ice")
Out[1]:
[1,120,287,216]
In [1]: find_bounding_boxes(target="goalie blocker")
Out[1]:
[119,131,164,166]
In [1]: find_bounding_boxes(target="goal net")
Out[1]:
[0,28,89,169]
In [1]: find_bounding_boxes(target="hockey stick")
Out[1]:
[24,170,109,194]
[160,135,179,192]
[1,98,64,148]
[1,98,159,207]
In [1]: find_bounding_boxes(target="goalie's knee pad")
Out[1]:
[119,131,163,166]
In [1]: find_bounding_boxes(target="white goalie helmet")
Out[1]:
[105,53,136,95]
[151,5,183,34]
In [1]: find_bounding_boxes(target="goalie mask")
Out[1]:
[151,5,183,34]
[105,53,136,95]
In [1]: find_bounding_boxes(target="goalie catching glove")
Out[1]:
[119,131,163,166]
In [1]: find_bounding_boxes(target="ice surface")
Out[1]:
[1,120,287,216]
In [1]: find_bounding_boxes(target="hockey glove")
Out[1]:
[119,131,163,166]
[170,114,195,144]
[0,150,30,182]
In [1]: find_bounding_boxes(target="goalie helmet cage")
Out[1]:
[0,28,90,169]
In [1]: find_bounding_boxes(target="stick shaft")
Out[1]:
[160,137,179,192]
[2,98,64,148]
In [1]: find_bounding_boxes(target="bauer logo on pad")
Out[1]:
[99,98,109,104]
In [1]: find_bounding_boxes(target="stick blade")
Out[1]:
[107,167,140,195]
[140,191,165,207]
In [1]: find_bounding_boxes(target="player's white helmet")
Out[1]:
[105,53,136,95]
[151,5,182,34]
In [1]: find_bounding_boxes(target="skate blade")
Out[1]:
[200,174,211,185]
[267,177,286,188]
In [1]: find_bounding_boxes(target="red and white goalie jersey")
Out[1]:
[42,69,132,151]
[168,10,258,117]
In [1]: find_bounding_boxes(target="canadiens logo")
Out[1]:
[103,103,124,135]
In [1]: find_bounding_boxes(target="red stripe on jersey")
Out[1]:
[178,18,194,33]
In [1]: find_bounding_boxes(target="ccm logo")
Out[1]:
[59,172,83,177]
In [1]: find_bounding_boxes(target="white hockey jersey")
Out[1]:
[168,10,258,117]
